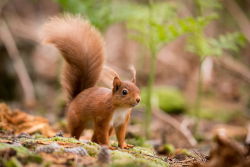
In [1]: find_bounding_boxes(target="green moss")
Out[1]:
[111,151,135,166]
[22,136,81,145]
[126,136,151,148]
[110,147,168,167]
[3,157,22,167]
[87,141,100,147]
[82,143,100,156]
[177,149,193,157]
[33,133,44,139]
[141,87,186,114]
[128,147,155,157]
[0,143,43,165]
[163,144,175,154]
[0,143,30,156]
[37,136,80,144]
[111,142,118,147]
[42,161,52,167]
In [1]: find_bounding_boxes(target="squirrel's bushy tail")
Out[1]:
[43,15,104,101]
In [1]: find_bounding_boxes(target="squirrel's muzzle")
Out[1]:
[136,97,140,103]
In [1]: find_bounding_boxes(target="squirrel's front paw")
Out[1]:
[119,143,134,149]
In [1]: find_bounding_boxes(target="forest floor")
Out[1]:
[0,103,250,167]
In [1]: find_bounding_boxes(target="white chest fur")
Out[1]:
[110,108,131,127]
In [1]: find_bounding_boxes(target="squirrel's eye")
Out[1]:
[122,89,128,96]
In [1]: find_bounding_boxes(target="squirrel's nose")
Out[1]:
[136,97,140,103]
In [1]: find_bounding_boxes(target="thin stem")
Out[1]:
[194,0,202,17]
[0,19,36,107]
[195,60,202,117]
[145,52,157,138]
[193,58,204,136]
[144,0,156,138]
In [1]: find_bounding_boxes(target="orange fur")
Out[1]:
[42,15,140,149]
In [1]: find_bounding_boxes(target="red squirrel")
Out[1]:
[42,15,140,149]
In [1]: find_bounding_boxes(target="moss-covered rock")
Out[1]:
[0,134,169,167]
[141,87,186,114]
[111,148,168,167]
[0,143,31,156]
[0,143,43,166]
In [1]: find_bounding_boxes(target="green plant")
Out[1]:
[123,1,194,138]
[125,0,246,137]
[55,0,115,30]
[112,1,218,137]
[185,0,246,133]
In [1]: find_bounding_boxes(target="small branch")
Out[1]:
[3,16,39,42]
[0,18,36,107]
[215,56,250,84]
[153,108,197,147]
[0,0,8,13]
[223,0,250,42]
[246,124,250,145]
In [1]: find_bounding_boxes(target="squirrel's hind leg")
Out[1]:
[70,125,85,139]
[91,126,113,144]
[92,121,110,146]
[91,132,98,143]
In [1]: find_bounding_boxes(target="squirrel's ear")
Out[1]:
[113,76,121,92]
[129,66,136,84]
[131,77,136,84]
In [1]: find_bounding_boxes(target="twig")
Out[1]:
[0,0,8,13]
[223,0,250,42]
[0,18,36,107]
[246,124,250,145]
[3,15,39,42]
[214,56,250,83]
[153,108,197,147]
